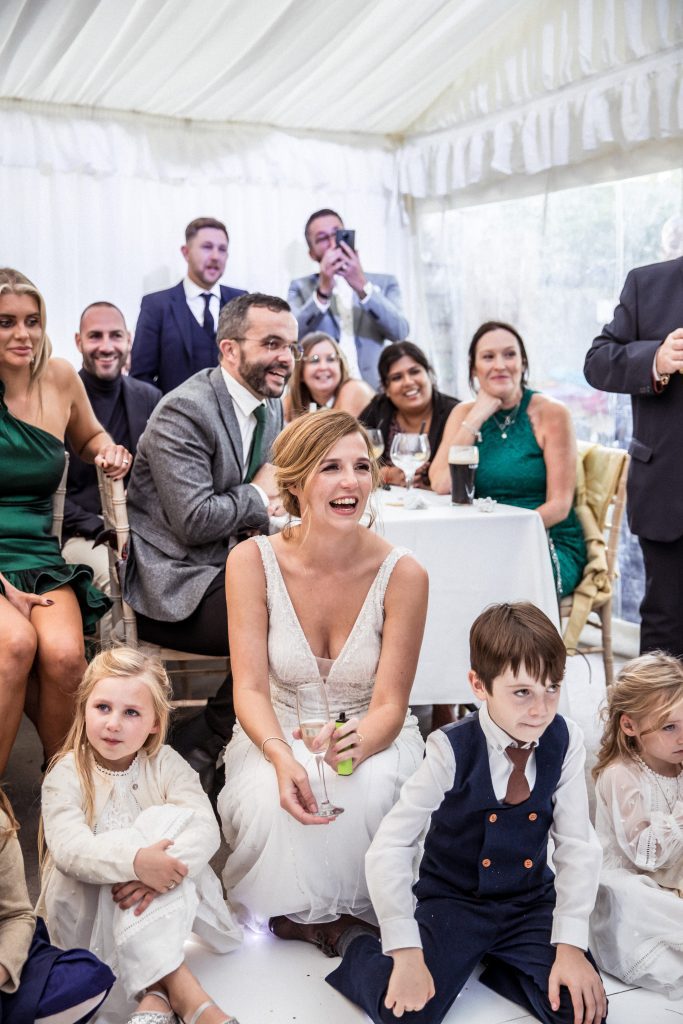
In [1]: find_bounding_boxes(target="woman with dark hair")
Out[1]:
[431,321,585,597]
[359,341,459,488]
[283,332,373,422]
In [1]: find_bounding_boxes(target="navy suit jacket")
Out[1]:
[130,281,246,394]
[584,256,683,542]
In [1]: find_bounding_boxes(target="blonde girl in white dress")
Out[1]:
[39,648,242,1024]
[590,652,683,998]
[218,410,428,947]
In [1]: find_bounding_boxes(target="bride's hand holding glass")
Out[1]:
[267,735,338,826]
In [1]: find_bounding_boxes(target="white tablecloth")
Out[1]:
[373,488,559,703]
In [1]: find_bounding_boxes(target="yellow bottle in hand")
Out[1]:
[335,712,353,776]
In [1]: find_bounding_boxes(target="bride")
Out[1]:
[218,409,427,946]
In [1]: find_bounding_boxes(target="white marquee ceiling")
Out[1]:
[0,0,540,134]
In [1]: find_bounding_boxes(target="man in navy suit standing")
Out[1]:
[584,255,683,657]
[130,216,246,393]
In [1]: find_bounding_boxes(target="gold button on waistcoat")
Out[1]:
[528,812,538,821]
[524,859,533,869]
[488,813,497,823]
[482,858,491,868]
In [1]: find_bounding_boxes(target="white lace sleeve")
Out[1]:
[595,760,683,871]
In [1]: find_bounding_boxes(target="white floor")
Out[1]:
[181,651,683,1024]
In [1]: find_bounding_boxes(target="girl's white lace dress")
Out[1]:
[590,757,683,997]
[218,536,424,927]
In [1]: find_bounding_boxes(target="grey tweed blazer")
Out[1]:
[123,366,283,621]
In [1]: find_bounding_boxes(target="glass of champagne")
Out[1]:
[296,681,344,818]
[366,428,384,461]
[390,432,431,493]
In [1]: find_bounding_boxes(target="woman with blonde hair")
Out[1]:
[590,652,683,997]
[0,268,131,773]
[218,409,427,947]
[40,647,241,1024]
[283,332,374,421]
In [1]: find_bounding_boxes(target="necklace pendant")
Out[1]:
[501,431,507,439]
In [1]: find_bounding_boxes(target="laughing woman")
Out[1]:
[283,333,374,421]
[218,410,427,946]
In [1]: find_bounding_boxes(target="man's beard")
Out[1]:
[238,354,290,397]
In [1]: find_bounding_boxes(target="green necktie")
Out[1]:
[245,403,268,483]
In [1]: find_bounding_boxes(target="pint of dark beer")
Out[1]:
[449,445,479,505]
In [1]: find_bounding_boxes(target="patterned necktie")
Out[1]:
[201,292,215,339]
[504,744,532,805]
[245,404,268,483]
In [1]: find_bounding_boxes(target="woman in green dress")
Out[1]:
[0,268,131,774]
[430,321,585,599]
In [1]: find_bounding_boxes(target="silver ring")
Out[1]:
[167,881,177,891]
[357,732,364,744]
[122,458,130,465]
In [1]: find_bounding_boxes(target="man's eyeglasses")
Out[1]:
[233,335,303,360]
[302,354,340,365]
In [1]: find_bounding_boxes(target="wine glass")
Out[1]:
[296,681,344,818]
[390,432,431,492]
[366,428,384,461]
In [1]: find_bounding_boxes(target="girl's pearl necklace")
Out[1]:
[633,753,683,813]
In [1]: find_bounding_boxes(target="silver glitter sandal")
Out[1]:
[127,989,177,1024]
[184,1000,240,1024]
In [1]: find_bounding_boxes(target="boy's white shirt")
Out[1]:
[365,704,602,955]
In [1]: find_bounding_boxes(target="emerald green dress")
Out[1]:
[0,381,110,633]
[475,388,586,598]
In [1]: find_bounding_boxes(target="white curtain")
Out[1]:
[399,0,683,202]
[0,101,412,362]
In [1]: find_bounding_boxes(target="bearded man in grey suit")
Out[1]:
[124,293,299,787]
[287,208,409,391]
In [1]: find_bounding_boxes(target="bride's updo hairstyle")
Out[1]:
[272,409,380,519]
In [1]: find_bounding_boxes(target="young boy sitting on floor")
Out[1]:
[322,602,607,1024]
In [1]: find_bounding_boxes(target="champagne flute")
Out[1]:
[366,428,384,461]
[296,681,344,818]
[390,432,431,492]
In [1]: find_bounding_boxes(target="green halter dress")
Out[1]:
[475,388,586,598]
[0,381,110,633]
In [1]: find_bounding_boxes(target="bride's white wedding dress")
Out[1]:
[218,535,424,928]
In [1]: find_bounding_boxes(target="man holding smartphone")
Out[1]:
[287,208,409,390]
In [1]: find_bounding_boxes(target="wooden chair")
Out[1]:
[96,468,228,708]
[51,453,69,543]
[560,441,630,687]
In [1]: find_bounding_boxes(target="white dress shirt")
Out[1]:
[365,704,602,955]
[220,367,268,507]
[313,275,373,381]
[183,276,221,327]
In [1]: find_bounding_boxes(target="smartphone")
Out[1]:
[335,228,355,251]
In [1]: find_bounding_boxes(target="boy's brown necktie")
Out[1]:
[504,745,532,804]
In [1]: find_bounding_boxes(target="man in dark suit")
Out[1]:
[62,302,161,595]
[124,293,299,788]
[288,208,409,391]
[584,255,683,657]
[130,216,246,393]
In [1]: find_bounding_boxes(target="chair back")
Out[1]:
[51,452,69,543]
[575,440,630,581]
[96,468,138,644]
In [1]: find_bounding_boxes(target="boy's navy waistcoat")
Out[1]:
[414,712,569,902]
